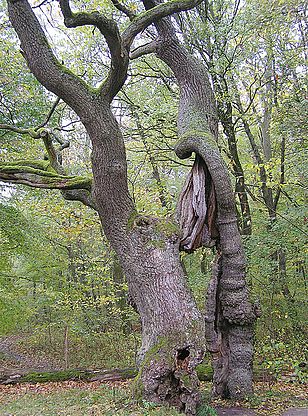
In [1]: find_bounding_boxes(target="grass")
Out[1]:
[0,379,306,416]
[0,381,182,416]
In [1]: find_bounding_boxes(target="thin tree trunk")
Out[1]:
[213,75,252,235]
[64,325,69,370]
[234,91,276,222]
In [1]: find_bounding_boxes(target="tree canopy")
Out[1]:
[0,0,307,414]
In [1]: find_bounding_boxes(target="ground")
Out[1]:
[0,335,307,415]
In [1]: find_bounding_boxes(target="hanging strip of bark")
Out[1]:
[177,155,219,252]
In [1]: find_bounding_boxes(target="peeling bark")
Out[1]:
[177,155,218,251]
[5,0,258,413]
[138,1,257,398]
[176,138,256,398]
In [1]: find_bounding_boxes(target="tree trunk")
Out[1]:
[142,6,257,398]
[86,106,205,414]
[234,93,277,222]
[212,75,252,236]
[6,0,257,412]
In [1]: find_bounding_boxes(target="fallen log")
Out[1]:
[0,367,137,385]
[0,365,275,385]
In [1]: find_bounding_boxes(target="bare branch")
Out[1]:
[37,96,61,129]
[33,0,52,9]
[122,0,203,47]
[130,41,158,59]
[110,0,136,20]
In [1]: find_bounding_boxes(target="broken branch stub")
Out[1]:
[178,155,219,252]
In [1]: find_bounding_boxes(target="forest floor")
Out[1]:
[0,335,307,416]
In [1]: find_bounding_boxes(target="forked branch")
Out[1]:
[122,0,203,47]
[59,0,128,100]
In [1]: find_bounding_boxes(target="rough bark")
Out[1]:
[79,86,205,416]
[6,1,206,414]
[139,2,257,398]
[4,0,259,411]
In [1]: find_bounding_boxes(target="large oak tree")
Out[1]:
[1,0,257,413]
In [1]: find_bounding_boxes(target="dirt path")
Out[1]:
[216,408,256,415]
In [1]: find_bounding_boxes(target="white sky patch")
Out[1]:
[0,182,16,199]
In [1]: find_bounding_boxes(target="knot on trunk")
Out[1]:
[177,155,219,252]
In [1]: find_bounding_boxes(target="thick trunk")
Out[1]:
[114,221,205,414]
[86,106,205,414]
[144,11,257,398]
[7,0,256,411]
[124,223,205,414]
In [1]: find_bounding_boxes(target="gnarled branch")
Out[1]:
[0,124,38,138]
[7,0,95,118]
[0,162,92,191]
[59,0,128,101]
[122,0,203,47]
[0,160,96,209]
[0,122,96,209]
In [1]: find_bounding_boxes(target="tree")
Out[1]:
[1,0,257,413]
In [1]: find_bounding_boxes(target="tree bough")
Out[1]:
[3,0,259,413]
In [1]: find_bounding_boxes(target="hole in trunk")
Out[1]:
[177,348,190,361]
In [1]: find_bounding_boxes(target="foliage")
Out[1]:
[0,0,306,394]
